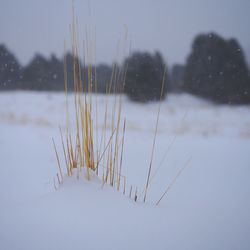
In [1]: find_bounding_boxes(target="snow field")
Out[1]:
[0,91,249,250]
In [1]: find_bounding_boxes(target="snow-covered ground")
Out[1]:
[0,91,249,250]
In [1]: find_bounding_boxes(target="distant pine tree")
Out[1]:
[124,51,167,102]
[184,33,250,104]
[0,44,21,90]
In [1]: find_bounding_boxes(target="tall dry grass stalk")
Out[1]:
[53,8,129,195]
[143,66,167,203]
[138,109,188,200]
[156,157,192,205]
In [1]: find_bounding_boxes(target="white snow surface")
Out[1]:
[0,91,250,250]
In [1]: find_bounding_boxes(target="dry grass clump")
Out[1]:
[53,10,129,196]
[53,8,189,205]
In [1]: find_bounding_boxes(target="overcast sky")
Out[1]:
[1,0,250,67]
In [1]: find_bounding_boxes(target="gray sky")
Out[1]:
[0,0,250,67]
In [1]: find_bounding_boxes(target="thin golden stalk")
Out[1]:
[123,177,126,195]
[53,177,58,191]
[156,157,192,205]
[52,138,63,182]
[59,127,70,176]
[139,110,188,199]
[66,135,73,175]
[63,40,70,134]
[129,185,133,199]
[143,66,167,203]
[117,119,126,191]
[56,173,61,185]
[134,187,138,202]
[96,128,116,169]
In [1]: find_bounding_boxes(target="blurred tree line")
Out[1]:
[0,31,250,104]
[0,45,114,93]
